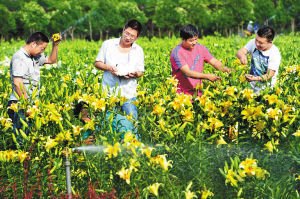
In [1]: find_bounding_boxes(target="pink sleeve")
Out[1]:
[170,47,187,70]
[202,46,214,62]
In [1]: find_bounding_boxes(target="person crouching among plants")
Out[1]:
[236,26,281,94]
[170,24,231,97]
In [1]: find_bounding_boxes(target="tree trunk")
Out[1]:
[291,17,295,32]
[224,28,228,37]
[69,28,75,40]
[89,20,93,41]
[99,30,103,41]
[151,22,154,38]
[158,28,161,38]
[106,30,109,40]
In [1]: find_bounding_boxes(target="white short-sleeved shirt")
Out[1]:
[95,38,144,99]
[9,48,46,101]
[245,39,281,93]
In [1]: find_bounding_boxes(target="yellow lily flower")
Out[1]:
[225,86,237,97]
[201,189,214,199]
[184,182,197,199]
[147,183,161,196]
[225,169,239,187]
[181,109,194,122]
[208,117,223,131]
[216,136,227,146]
[129,158,140,172]
[8,103,19,112]
[152,104,166,116]
[293,130,300,137]
[166,77,178,87]
[242,88,254,100]
[18,151,28,163]
[264,140,279,153]
[267,108,282,120]
[116,167,132,184]
[45,137,58,152]
[104,142,121,159]
[255,167,269,180]
[150,154,173,171]
[264,94,278,105]
[141,146,154,158]
[72,125,82,136]
[92,98,106,111]
[239,158,258,176]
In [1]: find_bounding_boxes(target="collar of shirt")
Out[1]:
[113,37,138,49]
[21,47,31,58]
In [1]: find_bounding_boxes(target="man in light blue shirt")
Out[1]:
[7,32,60,143]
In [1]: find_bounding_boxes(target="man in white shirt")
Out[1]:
[237,26,281,93]
[94,19,144,135]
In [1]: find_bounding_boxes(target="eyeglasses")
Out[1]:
[123,31,137,40]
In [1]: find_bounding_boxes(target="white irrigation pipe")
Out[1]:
[65,155,72,199]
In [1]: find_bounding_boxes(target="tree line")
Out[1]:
[0,0,299,41]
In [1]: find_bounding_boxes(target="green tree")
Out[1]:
[276,0,300,32]
[47,0,81,38]
[18,1,50,34]
[0,4,16,40]
[0,0,22,11]
[253,0,276,25]
[212,0,254,36]
[91,0,123,40]
[118,1,147,25]
[179,0,210,35]
[153,0,188,37]
[46,0,97,40]
[135,0,157,37]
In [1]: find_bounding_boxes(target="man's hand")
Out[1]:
[124,72,137,79]
[245,74,258,82]
[123,71,143,79]
[222,67,232,73]
[110,65,118,76]
[51,33,62,46]
[26,109,32,117]
[239,56,248,65]
[236,48,248,65]
[206,74,221,82]
[13,77,28,100]
[83,136,95,145]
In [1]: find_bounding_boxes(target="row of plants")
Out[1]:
[0,35,299,198]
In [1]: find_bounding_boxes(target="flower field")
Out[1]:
[0,35,299,198]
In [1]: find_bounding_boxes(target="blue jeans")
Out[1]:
[7,100,30,146]
[80,98,139,140]
[121,97,138,120]
[7,101,26,132]
[105,97,139,139]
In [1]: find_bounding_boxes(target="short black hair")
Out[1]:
[257,26,275,42]
[124,19,142,36]
[26,32,49,44]
[180,24,199,40]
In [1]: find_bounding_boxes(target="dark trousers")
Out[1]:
[7,100,28,135]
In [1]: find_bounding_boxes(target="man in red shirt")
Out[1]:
[170,24,231,96]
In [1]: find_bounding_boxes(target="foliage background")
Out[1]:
[0,0,300,40]
[0,34,299,198]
